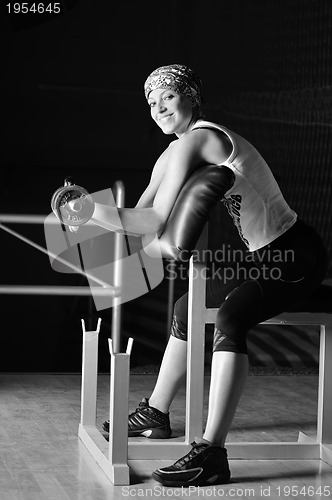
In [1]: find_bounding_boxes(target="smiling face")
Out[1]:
[148,88,194,137]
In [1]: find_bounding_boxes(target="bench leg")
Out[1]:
[78,319,133,485]
[318,323,332,465]
[80,318,101,426]
[186,258,206,442]
[106,339,132,485]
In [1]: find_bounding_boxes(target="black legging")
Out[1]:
[171,220,328,353]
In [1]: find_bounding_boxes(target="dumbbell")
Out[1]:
[51,177,95,232]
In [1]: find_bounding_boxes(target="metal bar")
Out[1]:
[0,222,113,290]
[0,214,95,225]
[111,180,125,353]
[0,214,48,224]
[0,285,117,296]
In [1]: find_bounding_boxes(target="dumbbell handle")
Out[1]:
[68,199,83,213]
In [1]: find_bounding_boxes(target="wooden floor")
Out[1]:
[0,373,331,500]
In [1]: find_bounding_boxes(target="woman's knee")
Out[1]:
[212,327,248,354]
[214,303,247,353]
[170,294,189,341]
[214,290,246,333]
[213,281,263,354]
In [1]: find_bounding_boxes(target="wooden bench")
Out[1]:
[79,227,332,485]
[127,228,332,466]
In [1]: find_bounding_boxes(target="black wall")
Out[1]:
[2,0,331,371]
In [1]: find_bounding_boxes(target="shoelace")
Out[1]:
[128,400,148,419]
[175,441,207,467]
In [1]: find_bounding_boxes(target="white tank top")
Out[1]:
[191,120,297,251]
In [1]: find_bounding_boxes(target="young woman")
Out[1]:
[93,64,328,487]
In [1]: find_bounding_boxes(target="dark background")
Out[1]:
[2,0,331,372]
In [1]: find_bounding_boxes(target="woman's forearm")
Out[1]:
[91,203,163,235]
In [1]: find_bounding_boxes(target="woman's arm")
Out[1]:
[91,186,160,235]
[90,149,168,234]
[91,146,170,234]
[91,129,228,236]
[134,144,175,209]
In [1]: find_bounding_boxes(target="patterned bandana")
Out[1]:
[144,64,202,107]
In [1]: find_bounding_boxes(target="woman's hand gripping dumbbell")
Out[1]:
[51,177,95,232]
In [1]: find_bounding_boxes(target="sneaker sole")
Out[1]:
[103,423,172,439]
[152,471,230,487]
[129,427,172,439]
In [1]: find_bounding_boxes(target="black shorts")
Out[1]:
[171,220,328,353]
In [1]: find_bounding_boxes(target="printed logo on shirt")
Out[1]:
[222,194,250,248]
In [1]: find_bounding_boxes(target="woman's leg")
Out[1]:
[202,280,262,446]
[149,335,187,413]
[150,279,259,423]
[148,293,189,412]
[202,229,328,448]
[153,224,328,485]
[203,351,249,446]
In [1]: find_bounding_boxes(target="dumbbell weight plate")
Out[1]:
[51,184,95,226]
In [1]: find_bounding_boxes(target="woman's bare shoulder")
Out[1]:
[190,127,233,165]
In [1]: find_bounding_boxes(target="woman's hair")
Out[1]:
[191,103,205,123]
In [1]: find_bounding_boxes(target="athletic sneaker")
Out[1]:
[102,398,172,439]
[152,441,231,487]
